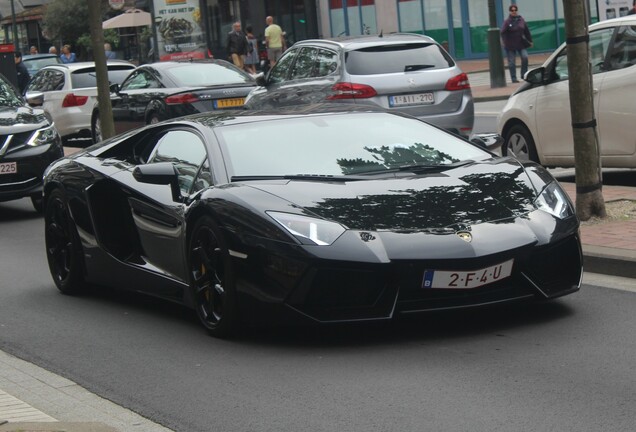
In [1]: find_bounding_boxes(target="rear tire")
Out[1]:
[45,188,86,295]
[188,216,239,338]
[503,124,539,163]
[148,113,161,125]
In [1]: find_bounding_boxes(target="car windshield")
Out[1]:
[0,77,23,107]
[345,43,454,75]
[23,56,60,72]
[71,66,135,88]
[165,63,253,87]
[217,113,488,177]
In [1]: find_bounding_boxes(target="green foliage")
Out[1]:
[77,29,120,53]
[42,0,90,44]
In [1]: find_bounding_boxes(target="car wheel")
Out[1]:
[503,124,539,163]
[188,216,239,338]
[148,113,161,125]
[31,194,44,213]
[45,188,86,295]
[92,113,102,143]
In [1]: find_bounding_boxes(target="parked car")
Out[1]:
[498,15,636,167]
[24,61,136,143]
[0,72,63,212]
[245,33,474,137]
[22,53,62,77]
[91,60,257,143]
[42,104,580,338]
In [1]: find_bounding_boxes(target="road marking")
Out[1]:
[583,272,636,293]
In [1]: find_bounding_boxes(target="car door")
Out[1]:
[245,48,299,108]
[534,27,615,164]
[111,128,211,283]
[293,47,340,105]
[596,24,636,163]
[112,69,163,134]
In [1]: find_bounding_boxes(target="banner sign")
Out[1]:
[152,0,206,61]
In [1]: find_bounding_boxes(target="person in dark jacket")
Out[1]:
[226,22,248,70]
[500,4,533,83]
[14,51,30,94]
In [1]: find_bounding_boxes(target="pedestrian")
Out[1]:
[14,51,30,94]
[628,0,636,15]
[226,22,248,70]
[49,46,57,55]
[500,4,533,83]
[104,43,116,60]
[29,46,38,55]
[244,25,258,74]
[265,16,286,68]
[60,44,77,64]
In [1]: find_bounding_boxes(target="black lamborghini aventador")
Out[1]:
[42,105,582,337]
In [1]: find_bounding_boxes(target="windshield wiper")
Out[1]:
[404,64,435,72]
[231,174,368,182]
[357,160,473,175]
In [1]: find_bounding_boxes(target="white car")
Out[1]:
[497,15,636,167]
[24,61,136,143]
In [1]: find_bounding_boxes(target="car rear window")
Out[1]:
[165,63,254,87]
[23,57,60,71]
[345,43,454,75]
[71,66,135,89]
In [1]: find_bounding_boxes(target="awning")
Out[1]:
[102,8,151,29]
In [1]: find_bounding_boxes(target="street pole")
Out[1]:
[487,0,506,88]
[10,0,19,53]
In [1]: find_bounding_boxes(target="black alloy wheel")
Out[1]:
[189,216,238,338]
[44,188,85,294]
[91,112,102,144]
[503,123,539,163]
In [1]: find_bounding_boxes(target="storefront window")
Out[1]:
[398,0,423,33]
[330,0,377,37]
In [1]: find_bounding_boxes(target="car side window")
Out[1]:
[290,47,317,80]
[147,130,208,196]
[552,27,615,81]
[121,70,157,90]
[313,49,338,77]
[607,25,636,70]
[268,49,298,84]
[27,70,64,92]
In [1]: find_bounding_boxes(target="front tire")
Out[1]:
[503,124,539,163]
[45,188,86,294]
[91,112,102,144]
[188,216,239,338]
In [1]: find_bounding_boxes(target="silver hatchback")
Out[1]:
[245,33,474,137]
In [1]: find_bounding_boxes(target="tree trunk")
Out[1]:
[562,0,606,221]
[87,0,115,142]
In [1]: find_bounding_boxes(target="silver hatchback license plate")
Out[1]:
[0,162,17,175]
[389,92,435,107]
[422,259,514,289]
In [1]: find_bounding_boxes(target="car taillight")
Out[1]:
[165,93,200,105]
[61,93,89,107]
[327,82,377,100]
[445,73,471,91]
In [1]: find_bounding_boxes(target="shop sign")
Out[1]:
[153,0,205,61]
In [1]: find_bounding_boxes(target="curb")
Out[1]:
[582,245,636,279]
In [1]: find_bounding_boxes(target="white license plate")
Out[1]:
[422,259,514,289]
[0,162,17,175]
[389,92,435,107]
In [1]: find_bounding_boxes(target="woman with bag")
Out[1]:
[500,4,533,83]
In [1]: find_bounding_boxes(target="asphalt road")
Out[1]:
[1,196,636,432]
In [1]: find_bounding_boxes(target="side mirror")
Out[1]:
[471,133,504,151]
[255,73,267,86]
[25,91,44,107]
[524,67,545,84]
[133,162,182,202]
[109,83,121,94]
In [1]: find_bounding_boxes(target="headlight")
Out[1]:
[534,182,574,219]
[27,124,59,147]
[267,211,346,245]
